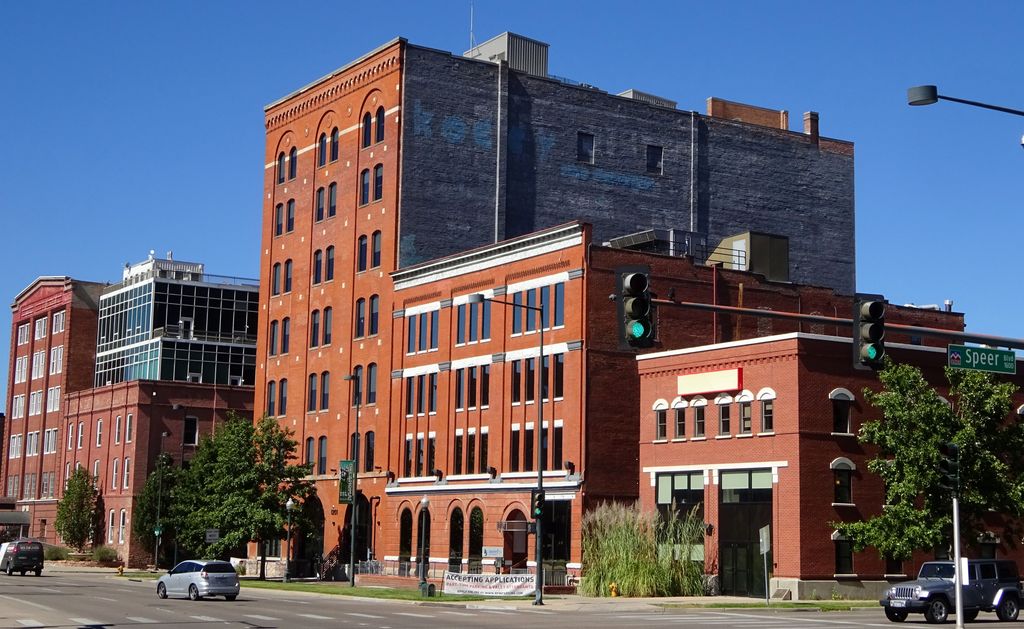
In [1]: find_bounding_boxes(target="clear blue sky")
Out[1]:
[2,1,1023,405]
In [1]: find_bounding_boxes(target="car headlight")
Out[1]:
[915,587,925,599]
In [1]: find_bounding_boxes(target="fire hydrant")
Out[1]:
[609,582,619,597]
[117,564,124,577]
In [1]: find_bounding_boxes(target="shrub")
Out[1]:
[92,545,119,563]
[44,546,70,561]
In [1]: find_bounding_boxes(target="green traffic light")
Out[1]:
[865,345,879,360]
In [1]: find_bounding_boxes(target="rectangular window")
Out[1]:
[480,365,490,407]
[8,434,21,459]
[577,131,595,163]
[674,408,686,438]
[126,414,134,442]
[428,373,438,413]
[833,398,852,433]
[510,428,520,473]
[761,400,774,432]
[455,368,464,410]
[835,540,853,575]
[468,302,478,342]
[468,367,477,408]
[539,285,550,329]
[34,317,47,340]
[646,144,664,174]
[430,310,439,349]
[453,434,463,475]
[466,431,476,473]
[552,425,562,470]
[114,416,122,444]
[525,358,536,402]
[525,289,536,332]
[49,346,63,374]
[29,391,43,416]
[46,386,60,412]
[740,402,752,434]
[405,377,414,416]
[416,374,425,415]
[511,361,522,404]
[512,292,522,334]
[655,410,667,440]
[479,431,489,474]
[416,436,424,477]
[11,395,25,419]
[14,356,27,383]
[834,469,852,504]
[52,310,65,333]
[719,404,731,435]
[184,416,198,445]
[404,437,413,478]
[17,323,30,345]
[31,351,45,379]
[694,406,706,437]
[26,432,39,457]
[406,315,416,354]
[481,300,491,340]
[554,282,565,327]
[427,435,436,475]
[523,427,534,472]
[456,304,466,345]
[418,314,428,352]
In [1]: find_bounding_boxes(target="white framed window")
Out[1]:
[118,509,127,543]
[114,416,122,444]
[830,388,855,434]
[43,428,58,454]
[123,457,130,488]
[76,422,84,449]
[8,434,22,459]
[49,346,63,375]
[28,391,43,416]
[111,458,119,489]
[17,324,30,345]
[126,414,133,443]
[11,395,25,419]
[34,317,47,340]
[107,509,115,543]
[52,310,65,333]
[31,351,45,379]
[14,356,27,383]
[67,424,74,450]
[95,419,103,447]
[26,432,39,457]
[92,460,100,484]
[46,386,60,413]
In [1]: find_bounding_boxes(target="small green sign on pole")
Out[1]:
[948,345,1017,375]
[339,459,355,504]
[153,525,163,537]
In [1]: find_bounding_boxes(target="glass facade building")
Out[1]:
[94,256,258,387]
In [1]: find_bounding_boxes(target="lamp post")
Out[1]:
[343,373,361,588]
[152,431,170,569]
[467,293,545,605]
[284,497,295,583]
[907,85,1024,117]
[418,496,430,588]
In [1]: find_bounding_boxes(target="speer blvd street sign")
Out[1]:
[948,344,1017,375]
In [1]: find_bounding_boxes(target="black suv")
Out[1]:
[880,559,1022,623]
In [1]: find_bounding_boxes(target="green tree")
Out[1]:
[171,414,314,568]
[836,362,1024,560]
[55,467,98,551]
[132,452,178,565]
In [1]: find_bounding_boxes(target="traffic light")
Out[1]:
[531,489,546,519]
[618,269,655,348]
[937,442,960,492]
[854,295,886,370]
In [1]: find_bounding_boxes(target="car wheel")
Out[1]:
[885,607,908,622]
[997,595,1020,621]
[19,570,25,576]
[225,594,237,601]
[963,609,979,622]
[33,569,41,577]
[5,563,12,576]
[157,583,167,599]
[924,597,950,624]
[188,584,201,601]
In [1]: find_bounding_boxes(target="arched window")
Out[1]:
[325,246,335,281]
[757,388,777,433]
[277,152,286,184]
[328,182,337,217]
[281,318,290,353]
[318,133,327,167]
[355,298,366,338]
[399,508,413,562]
[307,373,318,413]
[352,364,364,405]
[360,169,370,205]
[366,363,377,404]
[691,396,707,438]
[830,388,855,434]
[274,204,283,236]
[284,259,293,292]
[362,112,372,148]
[371,231,382,268]
[449,507,464,572]
[369,295,380,335]
[305,437,314,466]
[364,431,375,471]
[323,307,333,345]
[469,507,484,569]
[310,310,320,348]
[715,393,733,436]
[286,199,295,232]
[671,397,687,439]
[111,458,120,489]
[271,263,281,295]
[373,164,383,201]
[96,419,103,447]
[267,381,276,416]
[313,250,323,285]
[831,457,856,504]
[736,390,754,435]
[279,378,288,414]
[288,147,298,180]
[123,457,130,488]
[652,400,668,441]
[330,127,339,161]
[375,106,385,143]
[315,187,325,222]
[357,235,368,272]
[320,371,330,410]
[317,436,327,475]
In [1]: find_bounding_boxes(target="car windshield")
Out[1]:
[203,563,235,573]
[919,563,955,579]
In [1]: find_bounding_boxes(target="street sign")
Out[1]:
[759,525,771,555]
[948,344,1017,375]
[339,459,355,504]
[153,525,163,537]
[205,529,219,543]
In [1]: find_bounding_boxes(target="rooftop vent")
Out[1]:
[707,231,789,283]
[617,89,677,109]
[604,228,707,258]
[464,32,549,77]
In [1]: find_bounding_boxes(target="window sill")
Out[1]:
[652,439,668,444]
[834,573,859,580]
[757,431,775,436]
[736,433,753,439]
[714,435,732,440]
[831,432,855,437]
[670,438,686,443]
[690,437,706,441]
[832,502,856,507]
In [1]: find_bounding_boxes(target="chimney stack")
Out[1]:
[803,111,819,145]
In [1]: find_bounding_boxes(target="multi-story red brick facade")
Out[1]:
[638,334,1024,600]
[2,277,103,540]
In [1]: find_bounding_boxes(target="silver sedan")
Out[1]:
[156,559,240,601]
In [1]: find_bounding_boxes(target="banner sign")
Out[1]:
[442,572,535,596]
[339,459,355,504]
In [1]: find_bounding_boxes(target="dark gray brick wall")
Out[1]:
[400,45,854,293]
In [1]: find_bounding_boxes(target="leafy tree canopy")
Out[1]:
[55,467,98,552]
[836,362,1024,560]
[132,452,178,557]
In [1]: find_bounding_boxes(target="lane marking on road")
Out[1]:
[699,611,894,627]
[0,594,53,612]
[244,614,280,621]
[297,613,334,620]
[16,621,43,627]
[346,613,386,619]
[189,615,223,622]
[125,618,157,624]
[69,619,103,626]
[393,612,435,618]
[96,596,118,602]
[441,611,476,616]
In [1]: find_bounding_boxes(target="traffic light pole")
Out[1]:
[534,323,545,606]
[953,494,964,629]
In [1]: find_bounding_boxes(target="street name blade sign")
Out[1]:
[948,345,1017,375]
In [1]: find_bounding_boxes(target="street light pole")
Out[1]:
[907,85,1024,117]
[284,497,295,583]
[152,431,170,570]
[468,293,545,605]
[418,496,429,588]
[343,373,361,588]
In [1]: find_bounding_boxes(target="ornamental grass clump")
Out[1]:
[580,501,705,597]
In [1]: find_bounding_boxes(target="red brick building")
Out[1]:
[638,334,1024,599]
[2,277,103,540]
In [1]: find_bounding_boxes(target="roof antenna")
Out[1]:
[469,0,475,50]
